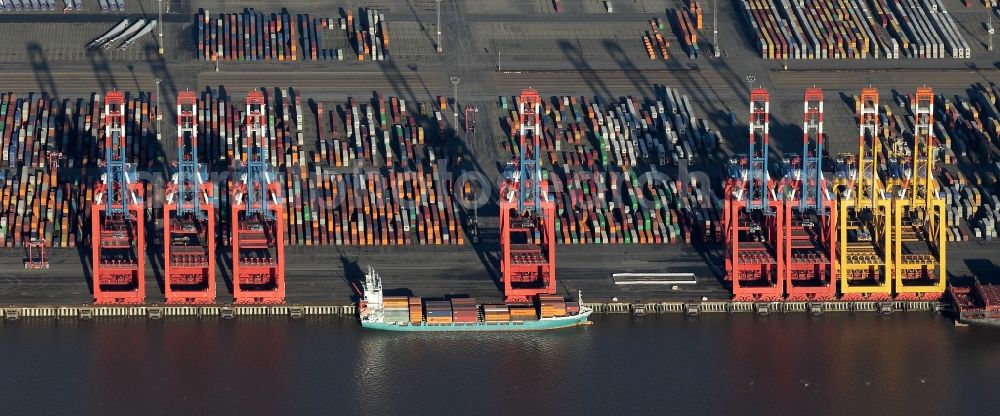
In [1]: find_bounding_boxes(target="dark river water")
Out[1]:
[1,313,998,415]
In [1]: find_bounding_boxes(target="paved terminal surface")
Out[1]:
[0,243,725,305]
[1,241,997,305]
[0,0,998,305]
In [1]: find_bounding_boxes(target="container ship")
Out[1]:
[949,277,1000,328]
[358,267,592,331]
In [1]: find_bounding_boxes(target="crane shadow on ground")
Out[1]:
[964,259,1000,284]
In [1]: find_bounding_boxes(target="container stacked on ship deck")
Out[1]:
[408,297,423,323]
[382,296,410,323]
[538,295,568,317]
[483,304,511,321]
[450,298,478,323]
[566,301,581,314]
[499,87,724,245]
[424,300,452,324]
[508,304,539,321]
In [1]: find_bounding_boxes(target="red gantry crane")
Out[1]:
[164,91,216,304]
[780,88,837,300]
[499,88,556,303]
[230,91,285,304]
[724,88,784,301]
[91,91,146,304]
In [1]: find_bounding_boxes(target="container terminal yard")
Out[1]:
[0,0,999,319]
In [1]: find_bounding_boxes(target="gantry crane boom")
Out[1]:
[747,89,771,211]
[517,90,542,216]
[856,89,881,210]
[91,91,146,304]
[499,88,556,303]
[230,90,285,304]
[801,88,825,211]
[909,87,937,209]
[164,91,216,304]
[174,92,206,219]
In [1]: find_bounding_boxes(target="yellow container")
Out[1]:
[427,316,453,324]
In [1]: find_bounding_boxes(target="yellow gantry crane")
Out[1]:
[838,87,893,300]
[891,87,946,300]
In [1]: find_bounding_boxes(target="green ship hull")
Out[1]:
[361,308,592,332]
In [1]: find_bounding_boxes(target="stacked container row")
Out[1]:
[0,92,156,248]
[194,88,464,247]
[312,93,463,246]
[500,86,724,245]
[196,9,299,62]
[934,84,1000,241]
[343,7,390,61]
[292,171,464,246]
[879,0,971,58]
[739,0,969,60]
[673,7,699,58]
[642,18,670,60]
[0,0,84,11]
[98,0,124,12]
[299,15,345,61]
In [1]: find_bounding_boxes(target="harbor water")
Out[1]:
[1,314,998,414]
